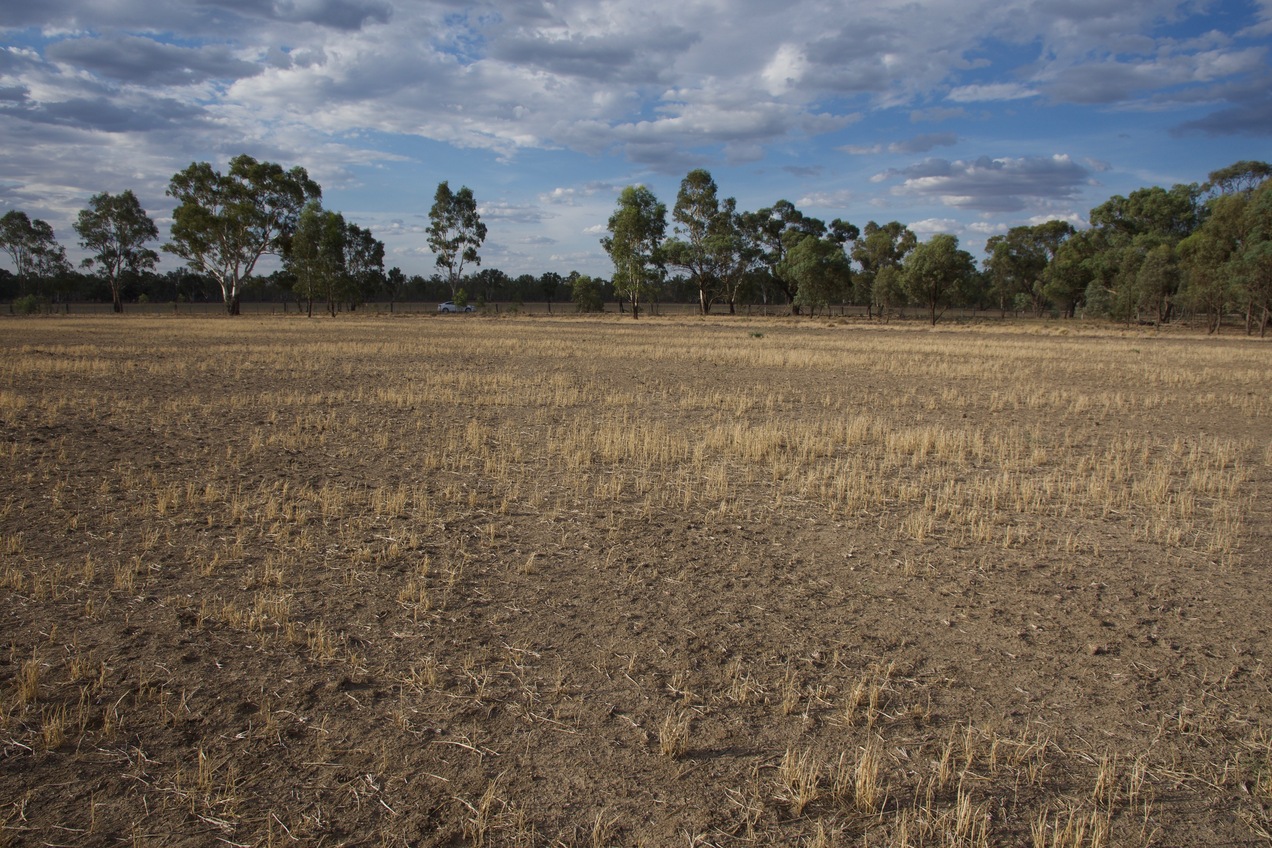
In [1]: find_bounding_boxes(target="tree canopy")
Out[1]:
[428,182,487,299]
[165,154,320,315]
[74,190,159,313]
[602,185,666,319]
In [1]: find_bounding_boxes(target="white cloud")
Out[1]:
[946,82,1037,103]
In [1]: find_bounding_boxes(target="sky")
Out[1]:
[1,0,1270,280]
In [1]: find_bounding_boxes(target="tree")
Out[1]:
[340,221,385,311]
[427,182,486,299]
[1232,180,1272,335]
[1203,160,1272,199]
[165,154,321,315]
[782,234,853,315]
[384,267,407,313]
[984,221,1074,316]
[287,202,345,317]
[1178,213,1237,333]
[602,185,666,319]
[745,200,829,312]
[571,274,604,312]
[851,221,916,319]
[539,271,562,312]
[0,211,70,295]
[902,234,977,325]
[1086,183,1202,324]
[664,169,723,314]
[73,190,159,313]
[1042,229,1098,318]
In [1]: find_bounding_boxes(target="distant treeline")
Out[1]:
[3,159,1270,332]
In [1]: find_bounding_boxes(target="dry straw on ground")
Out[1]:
[0,313,1269,846]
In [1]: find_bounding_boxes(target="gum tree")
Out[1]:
[165,154,321,315]
[427,182,486,299]
[0,211,70,295]
[903,233,977,325]
[74,190,159,313]
[602,185,666,319]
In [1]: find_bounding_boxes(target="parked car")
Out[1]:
[438,301,474,313]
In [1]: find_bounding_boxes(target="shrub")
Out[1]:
[13,295,45,315]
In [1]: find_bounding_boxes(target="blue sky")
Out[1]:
[1,0,1269,279]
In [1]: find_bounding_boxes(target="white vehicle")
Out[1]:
[437,301,474,313]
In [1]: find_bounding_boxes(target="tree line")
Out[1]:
[0,156,495,317]
[3,156,1269,332]
[600,161,1272,332]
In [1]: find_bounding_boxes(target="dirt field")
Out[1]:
[1,314,1269,847]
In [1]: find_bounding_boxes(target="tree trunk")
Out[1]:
[112,287,123,313]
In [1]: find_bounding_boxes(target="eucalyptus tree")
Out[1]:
[1203,160,1271,199]
[74,190,159,313]
[664,169,722,314]
[288,202,346,317]
[663,170,764,315]
[744,200,846,313]
[0,211,70,294]
[1085,183,1201,323]
[340,221,385,310]
[902,234,977,325]
[1042,229,1098,318]
[427,182,486,299]
[602,185,666,319]
[850,221,916,318]
[781,234,854,315]
[984,220,1074,316]
[165,154,321,315]
[384,267,407,313]
[1237,181,1272,335]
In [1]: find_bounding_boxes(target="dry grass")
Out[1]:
[0,314,1269,846]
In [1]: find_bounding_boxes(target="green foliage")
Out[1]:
[984,221,1074,316]
[782,235,853,314]
[13,294,45,314]
[851,221,916,316]
[75,190,160,313]
[902,234,977,325]
[165,154,321,315]
[428,182,486,299]
[602,185,666,319]
[571,275,604,312]
[0,211,70,292]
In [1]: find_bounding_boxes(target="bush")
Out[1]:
[13,294,45,315]
[571,275,604,313]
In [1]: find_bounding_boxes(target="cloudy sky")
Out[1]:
[1,0,1269,279]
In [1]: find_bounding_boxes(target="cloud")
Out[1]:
[888,132,958,154]
[884,154,1091,213]
[1171,82,1272,136]
[205,0,391,30]
[47,36,261,85]
[797,189,854,209]
[946,82,1037,103]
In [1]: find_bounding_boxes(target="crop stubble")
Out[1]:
[0,314,1269,846]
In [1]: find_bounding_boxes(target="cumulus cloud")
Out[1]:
[0,0,1265,277]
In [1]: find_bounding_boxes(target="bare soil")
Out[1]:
[1,314,1269,847]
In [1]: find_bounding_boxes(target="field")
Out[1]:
[1,314,1270,847]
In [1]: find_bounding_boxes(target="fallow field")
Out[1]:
[0,314,1269,847]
